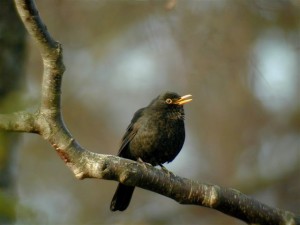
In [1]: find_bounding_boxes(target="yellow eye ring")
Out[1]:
[165,98,172,104]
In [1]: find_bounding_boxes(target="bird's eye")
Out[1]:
[165,98,172,104]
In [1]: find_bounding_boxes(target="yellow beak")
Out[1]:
[175,94,192,105]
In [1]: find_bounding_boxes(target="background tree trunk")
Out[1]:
[0,0,26,223]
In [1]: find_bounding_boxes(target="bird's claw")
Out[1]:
[137,157,152,169]
[159,164,174,177]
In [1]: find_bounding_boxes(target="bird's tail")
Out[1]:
[110,183,135,211]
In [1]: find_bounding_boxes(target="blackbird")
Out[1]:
[110,91,192,211]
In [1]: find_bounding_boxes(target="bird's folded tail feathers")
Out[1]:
[110,183,135,211]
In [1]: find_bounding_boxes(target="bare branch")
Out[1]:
[0,1,297,225]
[0,111,37,133]
[14,0,57,51]
[15,0,65,112]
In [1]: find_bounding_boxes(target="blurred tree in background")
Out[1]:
[0,0,299,224]
[0,0,26,223]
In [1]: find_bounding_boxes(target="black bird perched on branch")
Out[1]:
[110,91,192,211]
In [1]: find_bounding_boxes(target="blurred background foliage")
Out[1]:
[0,0,299,224]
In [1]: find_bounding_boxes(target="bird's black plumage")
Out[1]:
[110,91,192,211]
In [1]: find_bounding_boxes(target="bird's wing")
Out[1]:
[118,108,145,157]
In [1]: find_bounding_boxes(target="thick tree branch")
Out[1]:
[0,1,298,224]
[15,0,64,113]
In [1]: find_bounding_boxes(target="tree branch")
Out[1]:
[0,111,37,133]
[15,0,64,113]
[0,1,297,224]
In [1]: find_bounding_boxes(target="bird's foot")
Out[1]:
[159,164,174,177]
[137,157,152,169]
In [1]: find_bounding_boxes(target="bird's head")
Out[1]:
[149,92,192,110]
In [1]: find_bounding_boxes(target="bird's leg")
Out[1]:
[137,157,152,169]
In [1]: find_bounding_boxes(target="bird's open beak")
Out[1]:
[175,94,192,105]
